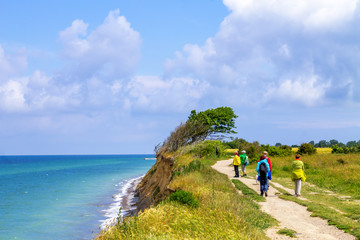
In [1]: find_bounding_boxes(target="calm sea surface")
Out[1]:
[0,154,155,240]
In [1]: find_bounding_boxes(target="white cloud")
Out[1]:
[266,74,331,106]
[223,0,358,30]
[0,70,84,112]
[59,20,90,59]
[162,0,360,108]
[0,9,144,115]
[126,75,210,112]
[59,9,141,79]
[0,80,27,112]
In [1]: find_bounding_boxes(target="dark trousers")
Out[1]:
[234,165,239,177]
[260,178,268,194]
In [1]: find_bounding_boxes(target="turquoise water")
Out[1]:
[0,155,155,240]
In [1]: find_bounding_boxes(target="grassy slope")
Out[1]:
[96,152,277,239]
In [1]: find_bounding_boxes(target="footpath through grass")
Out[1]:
[245,152,360,239]
[96,149,277,239]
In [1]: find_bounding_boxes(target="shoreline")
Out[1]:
[99,175,144,229]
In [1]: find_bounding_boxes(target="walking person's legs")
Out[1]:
[264,179,268,197]
[260,179,266,196]
[260,182,264,196]
[241,164,247,177]
[297,179,302,196]
[294,179,302,196]
[234,165,239,177]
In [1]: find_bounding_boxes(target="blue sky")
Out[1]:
[1,0,360,154]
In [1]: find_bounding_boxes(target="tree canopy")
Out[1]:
[187,107,237,142]
[158,107,237,153]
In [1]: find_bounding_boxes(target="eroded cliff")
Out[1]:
[135,152,175,213]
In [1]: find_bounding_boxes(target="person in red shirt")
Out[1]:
[258,151,272,189]
[258,151,272,172]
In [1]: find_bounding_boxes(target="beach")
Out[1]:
[100,175,143,229]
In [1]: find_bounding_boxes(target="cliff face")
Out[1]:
[135,153,175,213]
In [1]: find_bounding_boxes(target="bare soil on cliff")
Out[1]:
[212,159,356,240]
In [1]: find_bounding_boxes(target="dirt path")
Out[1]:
[212,159,356,240]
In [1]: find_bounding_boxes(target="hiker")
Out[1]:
[258,151,273,188]
[240,150,248,177]
[256,155,270,197]
[292,154,306,197]
[233,150,240,178]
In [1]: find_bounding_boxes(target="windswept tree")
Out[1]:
[159,107,237,153]
[187,107,238,143]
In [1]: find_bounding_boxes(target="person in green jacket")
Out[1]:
[240,150,248,177]
[292,154,306,197]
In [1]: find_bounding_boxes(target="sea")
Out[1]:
[0,154,156,240]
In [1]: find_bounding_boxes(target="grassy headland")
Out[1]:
[96,141,277,239]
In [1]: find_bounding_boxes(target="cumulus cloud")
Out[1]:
[266,73,331,106]
[223,0,358,30]
[164,0,360,107]
[125,75,210,112]
[59,9,141,79]
[2,2,360,114]
[0,80,27,112]
[0,70,83,113]
[0,9,144,115]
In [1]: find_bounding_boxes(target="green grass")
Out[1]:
[270,153,360,198]
[232,179,265,202]
[277,228,297,238]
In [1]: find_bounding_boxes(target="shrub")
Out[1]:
[225,138,248,149]
[332,145,344,154]
[169,190,199,208]
[262,144,292,157]
[189,140,226,158]
[332,143,360,154]
[297,143,317,155]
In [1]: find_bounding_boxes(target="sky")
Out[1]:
[1,0,360,155]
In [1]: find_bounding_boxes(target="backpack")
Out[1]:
[259,162,268,179]
[245,156,249,166]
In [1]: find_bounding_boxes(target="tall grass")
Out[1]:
[271,153,360,198]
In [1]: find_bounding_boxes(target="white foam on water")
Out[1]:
[99,175,143,229]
